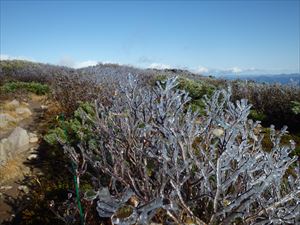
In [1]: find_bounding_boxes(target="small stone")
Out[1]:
[29,132,37,137]
[15,107,32,117]
[0,185,13,191]
[41,105,48,110]
[27,154,38,160]
[18,185,29,194]
[29,137,39,143]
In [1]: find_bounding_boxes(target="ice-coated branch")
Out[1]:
[60,76,300,224]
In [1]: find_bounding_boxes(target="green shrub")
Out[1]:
[261,127,300,157]
[249,109,267,121]
[155,76,216,113]
[291,101,300,115]
[177,77,215,99]
[1,81,49,95]
[44,102,95,146]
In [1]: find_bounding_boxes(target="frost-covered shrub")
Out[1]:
[59,77,300,225]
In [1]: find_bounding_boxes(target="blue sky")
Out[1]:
[0,0,299,75]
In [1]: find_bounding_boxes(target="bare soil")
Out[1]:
[0,93,53,223]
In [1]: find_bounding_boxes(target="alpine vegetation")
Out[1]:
[58,77,300,224]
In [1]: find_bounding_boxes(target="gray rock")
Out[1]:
[7,127,29,150]
[5,100,20,109]
[0,113,17,128]
[0,119,8,128]
[0,127,30,165]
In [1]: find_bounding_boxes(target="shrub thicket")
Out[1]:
[50,77,300,225]
[230,81,300,132]
[50,74,102,116]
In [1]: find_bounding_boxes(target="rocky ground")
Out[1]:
[0,94,51,223]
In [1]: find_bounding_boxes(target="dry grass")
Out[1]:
[0,156,30,185]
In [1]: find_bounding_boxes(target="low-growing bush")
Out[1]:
[1,81,50,95]
[53,77,300,224]
[44,102,95,145]
[50,74,102,116]
[231,81,300,133]
[0,60,75,83]
[155,76,215,113]
[292,101,300,115]
[249,109,267,121]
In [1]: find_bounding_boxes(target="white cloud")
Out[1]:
[0,54,35,61]
[221,67,260,75]
[192,65,261,76]
[195,66,209,74]
[58,56,98,68]
[229,67,243,73]
[74,60,98,68]
[148,63,172,70]
[58,56,75,67]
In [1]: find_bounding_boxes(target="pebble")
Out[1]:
[41,105,48,110]
[18,185,29,194]
[0,185,13,191]
[27,154,38,160]
[29,137,39,143]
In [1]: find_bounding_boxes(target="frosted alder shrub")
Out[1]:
[61,76,300,225]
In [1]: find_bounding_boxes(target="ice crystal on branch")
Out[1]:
[61,76,300,224]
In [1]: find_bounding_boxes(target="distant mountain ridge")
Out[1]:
[218,74,300,85]
[1,59,299,86]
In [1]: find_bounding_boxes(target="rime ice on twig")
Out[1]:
[61,76,300,224]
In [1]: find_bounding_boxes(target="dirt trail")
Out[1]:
[0,94,50,223]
